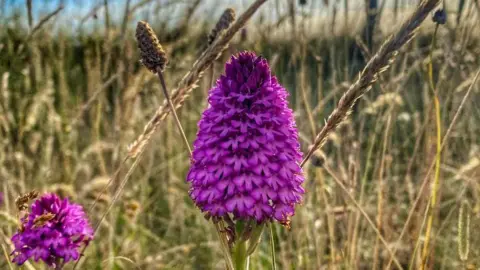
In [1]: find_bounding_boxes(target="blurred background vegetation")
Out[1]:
[1,0,479,269]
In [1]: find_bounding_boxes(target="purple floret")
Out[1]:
[11,193,93,266]
[187,51,305,224]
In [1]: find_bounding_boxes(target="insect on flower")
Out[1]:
[32,213,56,228]
[10,193,93,267]
[15,190,39,211]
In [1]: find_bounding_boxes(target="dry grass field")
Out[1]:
[0,0,479,269]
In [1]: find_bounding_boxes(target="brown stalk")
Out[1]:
[27,5,64,40]
[156,68,192,155]
[300,0,441,167]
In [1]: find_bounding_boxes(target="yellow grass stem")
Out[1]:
[349,131,378,267]
[420,24,441,269]
[373,113,392,270]
[316,167,337,267]
[409,197,431,270]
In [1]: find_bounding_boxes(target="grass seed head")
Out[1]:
[207,8,236,45]
[136,21,168,73]
[433,9,446,24]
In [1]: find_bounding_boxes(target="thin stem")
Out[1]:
[27,4,64,40]
[420,24,441,269]
[349,126,379,267]
[373,113,392,269]
[317,167,337,266]
[269,222,277,270]
[323,164,404,270]
[156,68,192,155]
[215,222,235,270]
[156,68,235,269]
[408,198,431,270]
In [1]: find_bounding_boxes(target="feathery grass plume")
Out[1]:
[128,0,267,158]
[11,193,93,267]
[208,8,236,45]
[301,0,441,166]
[135,21,168,73]
[457,200,470,262]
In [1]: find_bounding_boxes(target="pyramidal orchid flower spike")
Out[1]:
[187,51,305,269]
[11,193,93,268]
[188,51,305,225]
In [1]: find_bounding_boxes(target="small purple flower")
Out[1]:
[0,192,3,207]
[11,193,93,266]
[187,52,305,225]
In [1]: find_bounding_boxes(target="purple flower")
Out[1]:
[187,52,305,224]
[0,192,3,207]
[11,193,93,266]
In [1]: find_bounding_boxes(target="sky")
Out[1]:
[1,0,427,33]
[2,0,274,30]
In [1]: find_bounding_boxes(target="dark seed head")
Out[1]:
[310,150,326,168]
[432,9,447,25]
[208,8,236,46]
[240,27,248,42]
[136,21,168,73]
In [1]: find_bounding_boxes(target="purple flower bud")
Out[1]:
[10,193,93,266]
[187,52,305,225]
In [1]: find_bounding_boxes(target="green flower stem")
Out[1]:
[247,223,265,255]
[233,239,249,270]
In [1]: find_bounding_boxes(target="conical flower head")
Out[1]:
[187,51,305,224]
[11,193,93,266]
